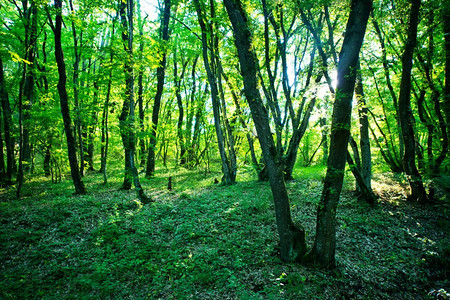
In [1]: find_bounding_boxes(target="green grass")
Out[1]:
[0,166,449,299]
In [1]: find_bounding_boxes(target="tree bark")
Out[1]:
[118,0,150,203]
[0,107,5,184]
[224,0,307,262]
[445,2,450,140]
[194,0,236,185]
[355,60,372,191]
[0,58,15,185]
[146,0,171,177]
[398,0,428,202]
[50,0,86,194]
[306,0,372,269]
[69,0,85,177]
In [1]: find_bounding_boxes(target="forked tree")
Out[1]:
[224,0,372,268]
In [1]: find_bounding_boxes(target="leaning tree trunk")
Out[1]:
[50,0,86,195]
[306,0,372,269]
[224,0,307,262]
[146,0,171,177]
[398,0,428,202]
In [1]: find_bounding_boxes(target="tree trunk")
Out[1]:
[0,108,5,185]
[50,0,86,195]
[17,2,37,197]
[194,0,236,185]
[174,47,188,166]
[307,0,372,269]
[0,58,15,185]
[118,0,150,203]
[445,3,450,140]
[284,98,316,180]
[146,0,171,177]
[355,60,372,191]
[398,0,428,202]
[69,0,85,177]
[224,0,307,262]
[372,14,404,163]
[137,0,146,169]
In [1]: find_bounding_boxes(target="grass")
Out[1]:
[0,165,449,299]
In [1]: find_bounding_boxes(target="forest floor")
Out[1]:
[0,165,449,299]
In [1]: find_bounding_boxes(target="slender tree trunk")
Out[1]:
[50,0,86,194]
[306,0,372,269]
[398,0,428,202]
[224,0,307,262]
[0,58,14,184]
[173,47,188,166]
[17,2,37,197]
[68,0,85,177]
[0,108,5,184]
[284,98,316,180]
[146,0,171,177]
[194,0,236,185]
[445,3,450,139]
[372,14,404,163]
[100,69,111,184]
[355,60,372,191]
[137,0,146,168]
[118,0,150,203]
[21,2,37,174]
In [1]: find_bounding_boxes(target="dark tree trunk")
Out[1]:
[355,60,372,191]
[224,0,307,262]
[146,0,171,177]
[0,108,5,184]
[17,2,37,197]
[174,48,188,166]
[118,0,150,203]
[194,0,236,185]
[137,0,146,168]
[306,0,372,269]
[346,150,376,205]
[99,24,115,182]
[284,98,316,180]
[50,0,86,194]
[44,144,51,177]
[372,14,404,162]
[398,0,428,202]
[69,0,85,177]
[0,58,15,185]
[445,4,450,138]
[444,3,450,170]
[99,68,111,184]
[21,1,37,174]
[320,117,328,164]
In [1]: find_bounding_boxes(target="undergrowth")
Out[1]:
[0,166,448,299]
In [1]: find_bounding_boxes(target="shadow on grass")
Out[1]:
[0,167,448,298]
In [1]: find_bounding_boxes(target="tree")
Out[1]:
[0,58,15,185]
[223,0,307,262]
[146,0,171,177]
[398,0,428,202]
[306,0,372,268]
[194,0,237,185]
[48,0,86,195]
[118,0,150,203]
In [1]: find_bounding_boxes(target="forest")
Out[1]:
[0,0,449,298]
